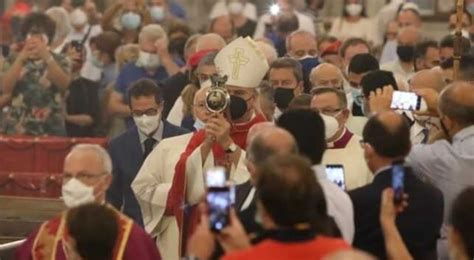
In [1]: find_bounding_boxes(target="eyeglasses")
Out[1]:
[320,108,344,117]
[63,172,108,183]
[132,108,159,117]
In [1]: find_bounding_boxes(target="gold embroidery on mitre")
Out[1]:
[228,48,250,80]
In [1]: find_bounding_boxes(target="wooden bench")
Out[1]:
[0,195,65,259]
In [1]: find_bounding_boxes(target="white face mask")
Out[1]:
[200,79,212,89]
[228,2,244,15]
[150,6,165,22]
[345,3,363,17]
[193,118,206,130]
[134,113,161,135]
[321,113,340,140]
[136,50,161,70]
[62,178,96,208]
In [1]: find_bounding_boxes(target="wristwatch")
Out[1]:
[225,142,238,153]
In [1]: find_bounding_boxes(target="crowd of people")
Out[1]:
[1,0,474,259]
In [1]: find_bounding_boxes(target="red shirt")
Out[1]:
[223,236,350,260]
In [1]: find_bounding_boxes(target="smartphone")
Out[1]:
[392,164,405,204]
[205,167,227,188]
[70,40,83,52]
[325,164,346,190]
[391,91,427,111]
[207,186,232,232]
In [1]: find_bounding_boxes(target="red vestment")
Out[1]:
[15,206,161,260]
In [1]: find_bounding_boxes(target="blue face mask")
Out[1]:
[150,6,165,22]
[120,12,142,30]
[193,118,205,131]
[351,87,363,107]
[299,57,320,92]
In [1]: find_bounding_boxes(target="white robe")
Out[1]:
[323,132,373,191]
[132,133,192,260]
[185,144,250,205]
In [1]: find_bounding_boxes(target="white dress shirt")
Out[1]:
[312,164,355,243]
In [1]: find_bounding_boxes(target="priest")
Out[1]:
[164,36,269,256]
[15,144,160,260]
[131,86,213,260]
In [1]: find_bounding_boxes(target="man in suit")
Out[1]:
[107,79,189,226]
[350,111,443,259]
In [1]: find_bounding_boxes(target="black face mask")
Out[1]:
[397,45,415,62]
[230,95,249,121]
[274,88,295,110]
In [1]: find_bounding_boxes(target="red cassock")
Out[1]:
[15,206,161,260]
[165,114,266,255]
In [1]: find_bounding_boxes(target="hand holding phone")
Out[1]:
[207,186,232,232]
[391,91,427,112]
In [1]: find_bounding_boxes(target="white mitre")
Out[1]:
[214,36,269,88]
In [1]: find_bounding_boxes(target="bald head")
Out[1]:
[246,125,298,183]
[410,69,445,93]
[439,81,474,127]
[310,63,344,90]
[363,111,411,158]
[247,122,275,144]
[195,33,226,52]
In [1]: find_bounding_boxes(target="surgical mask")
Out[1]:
[70,8,87,27]
[134,113,161,135]
[298,55,317,61]
[120,12,141,30]
[345,3,363,17]
[228,2,244,15]
[193,118,206,130]
[351,87,363,107]
[396,45,415,62]
[274,88,295,110]
[321,114,340,140]
[136,51,161,70]
[200,79,212,89]
[62,178,96,208]
[230,95,249,121]
[150,6,165,22]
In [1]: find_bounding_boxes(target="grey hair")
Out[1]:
[68,144,113,174]
[139,24,167,44]
[46,6,72,39]
[185,33,202,52]
[198,51,219,69]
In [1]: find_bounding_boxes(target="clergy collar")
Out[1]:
[327,128,353,149]
[138,120,164,144]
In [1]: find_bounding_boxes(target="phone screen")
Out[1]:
[391,91,421,111]
[207,187,231,232]
[326,165,346,190]
[392,164,405,204]
[205,167,227,187]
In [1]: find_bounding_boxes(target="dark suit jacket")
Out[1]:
[349,166,444,260]
[159,71,189,119]
[106,121,189,226]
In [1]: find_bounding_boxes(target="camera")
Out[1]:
[70,40,84,52]
[205,74,230,113]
